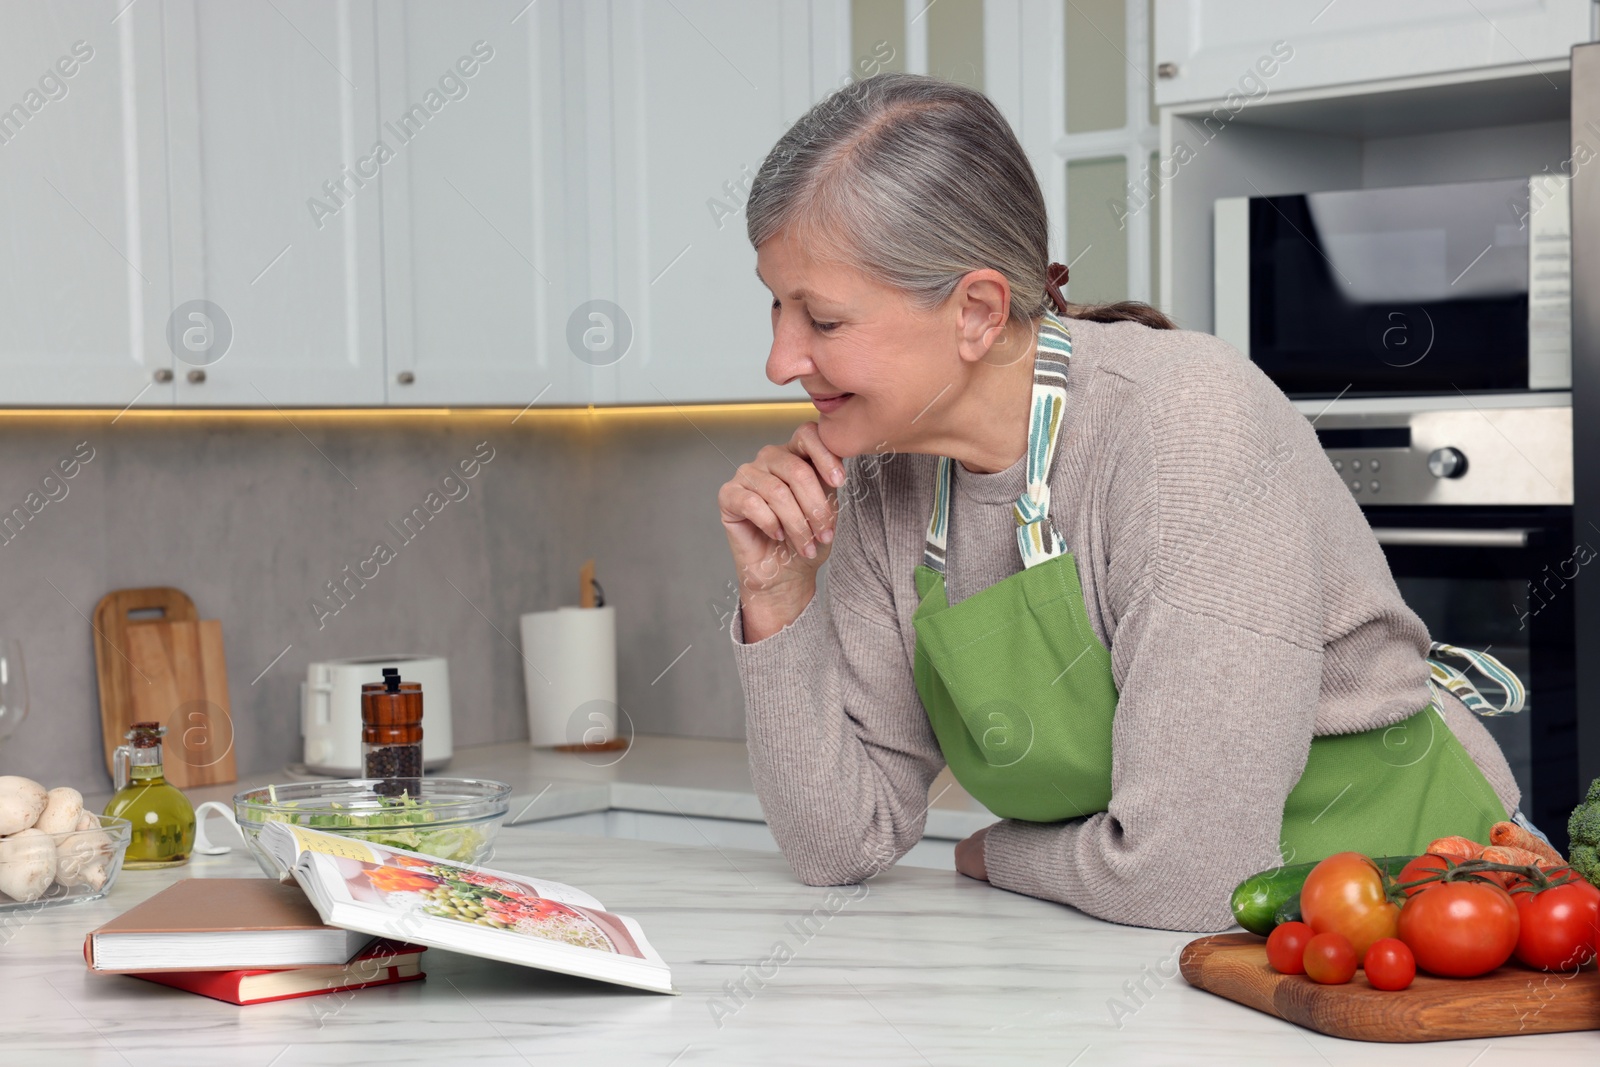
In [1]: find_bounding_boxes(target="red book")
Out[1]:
[133,939,427,1006]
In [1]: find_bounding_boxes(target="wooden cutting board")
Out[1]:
[1181,933,1600,1042]
[93,588,236,789]
[94,587,196,775]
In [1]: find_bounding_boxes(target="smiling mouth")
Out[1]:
[806,391,857,409]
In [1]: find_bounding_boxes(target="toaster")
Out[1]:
[301,655,453,775]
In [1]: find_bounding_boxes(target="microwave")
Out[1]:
[1214,176,1571,398]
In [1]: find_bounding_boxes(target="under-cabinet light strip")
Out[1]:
[0,402,816,420]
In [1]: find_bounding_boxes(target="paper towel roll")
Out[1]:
[520,605,618,748]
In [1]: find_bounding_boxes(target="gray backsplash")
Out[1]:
[0,407,813,791]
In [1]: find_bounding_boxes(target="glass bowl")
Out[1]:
[232,778,511,877]
[0,813,132,911]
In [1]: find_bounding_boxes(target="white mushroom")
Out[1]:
[0,828,59,902]
[0,776,48,835]
[56,817,113,891]
[35,787,84,834]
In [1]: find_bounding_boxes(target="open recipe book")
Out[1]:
[257,822,675,994]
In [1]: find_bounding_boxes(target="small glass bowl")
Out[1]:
[232,777,511,877]
[0,814,132,910]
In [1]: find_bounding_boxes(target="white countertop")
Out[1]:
[11,738,1596,1063]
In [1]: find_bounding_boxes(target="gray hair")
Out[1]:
[746,72,1175,331]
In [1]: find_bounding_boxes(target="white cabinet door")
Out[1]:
[0,2,175,407]
[375,0,584,407]
[161,0,386,406]
[1153,0,1594,107]
[601,0,850,405]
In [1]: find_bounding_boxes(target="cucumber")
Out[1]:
[1230,861,1316,936]
[1229,855,1418,936]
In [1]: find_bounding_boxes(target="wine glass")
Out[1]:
[0,640,29,743]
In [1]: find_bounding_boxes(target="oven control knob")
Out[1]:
[1427,447,1468,479]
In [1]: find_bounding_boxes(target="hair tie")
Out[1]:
[1044,262,1070,315]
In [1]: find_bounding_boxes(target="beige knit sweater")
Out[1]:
[727,315,1519,932]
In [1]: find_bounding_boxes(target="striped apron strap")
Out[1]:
[922,455,953,572]
[921,309,1074,575]
[1015,311,1072,569]
[1426,641,1527,716]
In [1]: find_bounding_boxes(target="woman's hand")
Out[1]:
[955,826,991,881]
[719,422,845,641]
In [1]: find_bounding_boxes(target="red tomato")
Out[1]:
[1266,921,1314,975]
[1397,880,1519,977]
[1512,880,1600,971]
[1395,854,1451,897]
[1300,852,1400,957]
[1303,931,1358,984]
[1362,938,1416,991]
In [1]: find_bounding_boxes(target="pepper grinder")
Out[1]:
[362,667,424,797]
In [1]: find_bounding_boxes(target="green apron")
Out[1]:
[910,309,1512,866]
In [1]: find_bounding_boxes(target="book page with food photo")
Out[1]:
[259,822,673,993]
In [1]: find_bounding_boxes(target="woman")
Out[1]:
[718,73,1528,932]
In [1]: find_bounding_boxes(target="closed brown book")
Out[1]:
[84,878,372,973]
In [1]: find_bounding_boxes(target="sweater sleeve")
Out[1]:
[982,349,1334,931]
[728,456,946,885]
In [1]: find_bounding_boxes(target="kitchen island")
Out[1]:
[4,743,1595,1064]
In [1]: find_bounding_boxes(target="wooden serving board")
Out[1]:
[123,619,236,788]
[1181,933,1600,1042]
[94,587,197,775]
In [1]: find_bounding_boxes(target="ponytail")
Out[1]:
[1062,301,1177,330]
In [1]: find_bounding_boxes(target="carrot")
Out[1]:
[1489,820,1565,866]
[1425,835,1485,863]
[1480,844,1563,888]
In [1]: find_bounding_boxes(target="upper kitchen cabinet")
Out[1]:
[375,0,584,407]
[0,2,176,406]
[1153,0,1595,107]
[160,0,386,405]
[598,1,850,405]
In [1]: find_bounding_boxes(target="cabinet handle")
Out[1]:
[1157,62,1178,79]
[187,369,206,384]
[397,371,415,385]
[153,368,174,383]
[1371,527,1529,548]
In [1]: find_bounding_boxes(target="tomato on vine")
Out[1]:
[1511,878,1600,971]
[1397,880,1519,977]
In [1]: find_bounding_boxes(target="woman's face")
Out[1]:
[756,228,1015,459]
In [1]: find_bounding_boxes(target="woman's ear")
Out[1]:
[953,269,1013,365]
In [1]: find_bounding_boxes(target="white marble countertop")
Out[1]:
[13,738,1595,1063]
[7,828,1598,1064]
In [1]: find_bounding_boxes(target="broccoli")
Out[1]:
[1569,776,1600,888]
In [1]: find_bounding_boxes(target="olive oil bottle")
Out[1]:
[103,721,196,868]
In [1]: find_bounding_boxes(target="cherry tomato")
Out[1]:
[1303,931,1358,984]
[1362,937,1416,991]
[1397,880,1519,977]
[1512,879,1600,971]
[1266,921,1314,975]
[1395,854,1451,897]
[1300,852,1400,957]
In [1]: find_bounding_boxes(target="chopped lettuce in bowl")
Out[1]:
[233,778,510,876]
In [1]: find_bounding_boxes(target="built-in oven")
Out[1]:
[1305,398,1578,850]
[1215,175,1571,399]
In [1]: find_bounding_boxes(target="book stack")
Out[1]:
[85,878,426,1006]
[84,825,674,1000]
